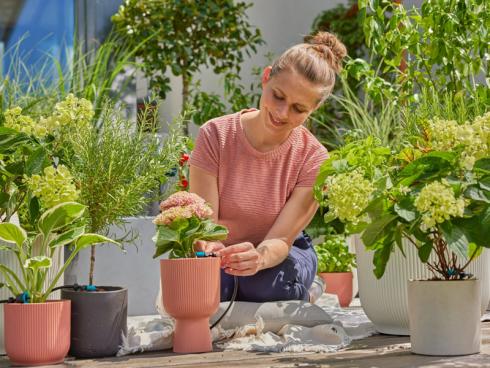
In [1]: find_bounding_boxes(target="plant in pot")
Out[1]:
[59,100,187,358]
[315,111,490,355]
[0,202,118,366]
[153,191,228,353]
[316,231,356,307]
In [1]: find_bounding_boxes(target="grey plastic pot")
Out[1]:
[61,286,127,358]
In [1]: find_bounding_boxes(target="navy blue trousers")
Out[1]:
[220,232,317,302]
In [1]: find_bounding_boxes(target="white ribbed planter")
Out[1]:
[0,215,64,354]
[350,235,490,335]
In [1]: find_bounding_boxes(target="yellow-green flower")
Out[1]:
[414,180,465,228]
[27,165,79,209]
[325,169,374,224]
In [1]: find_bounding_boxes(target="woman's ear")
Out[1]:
[261,66,272,86]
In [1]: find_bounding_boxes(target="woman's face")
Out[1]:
[259,66,324,134]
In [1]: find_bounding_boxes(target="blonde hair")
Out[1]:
[270,32,347,102]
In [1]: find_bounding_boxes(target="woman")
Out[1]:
[190,32,347,302]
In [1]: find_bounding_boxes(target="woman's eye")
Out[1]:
[273,92,284,100]
[294,106,306,113]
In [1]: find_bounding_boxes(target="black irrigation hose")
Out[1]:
[210,275,238,330]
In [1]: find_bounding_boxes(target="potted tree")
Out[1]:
[0,202,118,366]
[59,99,187,358]
[315,110,490,355]
[316,233,356,307]
[153,191,228,353]
[111,0,264,134]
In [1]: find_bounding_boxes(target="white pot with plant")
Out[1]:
[315,231,356,307]
[315,110,490,354]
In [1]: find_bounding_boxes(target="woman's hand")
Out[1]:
[216,242,264,276]
[193,240,225,254]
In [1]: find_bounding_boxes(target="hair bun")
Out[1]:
[305,31,347,73]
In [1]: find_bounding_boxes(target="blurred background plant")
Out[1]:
[111,0,264,134]
[316,230,356,273]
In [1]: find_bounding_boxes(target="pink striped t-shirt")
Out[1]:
[190,109,328,246]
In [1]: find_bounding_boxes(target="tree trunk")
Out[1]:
[181,71,190,136]
[89,245,95,286]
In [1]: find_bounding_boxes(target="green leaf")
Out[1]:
[439,222,469,260]
[38,202,86,236]
[24,256,52,271]
[74,234,120,252]
[373,233,394,279]
[464,186,490,203]
[200,224,228,241]
[362,213,398,247]
[0,223,27,248]
[394,225,406,257]
[418,241,433,263]
[49,226,86,248]
[467,242,483,260]
[25,147,48,176]
[394,198,417,222]
[154,226,179,248]
[474,158,490,174]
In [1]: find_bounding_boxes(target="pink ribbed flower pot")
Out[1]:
[160,257,220,353]
[319,272,353,307]
[4,300,71,366]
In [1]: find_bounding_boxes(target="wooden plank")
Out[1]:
[1,322,489,367]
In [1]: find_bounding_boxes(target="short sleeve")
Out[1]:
[189,123,219,177]
[296,146,329,187]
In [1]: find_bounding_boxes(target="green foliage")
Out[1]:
[315,110,490,280]
[307,0,369,150]
[316,234,356,273]
[0,202,119,303]
[190,67,263,126]
[356,0,489,106]
[112,0,264,130]
[153,216,228,259]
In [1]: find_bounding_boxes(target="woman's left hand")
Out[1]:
[216,242,263,276]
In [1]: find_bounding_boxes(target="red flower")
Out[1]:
[180,179,188,189]
[179,153,189,166]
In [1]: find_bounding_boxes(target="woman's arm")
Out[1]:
[189,165,219,223]
[219,186,318,275]
[189,164,226,253]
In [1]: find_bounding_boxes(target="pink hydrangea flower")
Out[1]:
[159,191,206,211]
[154,191,213,225]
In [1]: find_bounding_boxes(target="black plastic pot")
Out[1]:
[61,286,127,358]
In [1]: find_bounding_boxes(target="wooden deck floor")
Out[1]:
[1,321,489,368]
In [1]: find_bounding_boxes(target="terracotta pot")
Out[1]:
[61,287,127,358]
[160,257,220,353]
[4,300,71,366]
[319,272,353,307]
[408,279,481,356]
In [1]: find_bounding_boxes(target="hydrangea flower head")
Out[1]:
[414,180,465,228]
[154,191,213,225]
[325,169,374,224]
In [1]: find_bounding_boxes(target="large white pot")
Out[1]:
[351,235,490,335]
[0,214,64,354]
[408,279,481,355]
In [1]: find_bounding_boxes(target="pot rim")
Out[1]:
[318,271,353,275]
[60,286,127,294]
[3,299,70,307]
[408,278,480,283]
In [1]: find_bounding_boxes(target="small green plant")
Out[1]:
[0,202,119,303]
[316,234,356,273]
[153,191,228,258]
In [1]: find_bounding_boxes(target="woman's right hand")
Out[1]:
[194,240,225,254]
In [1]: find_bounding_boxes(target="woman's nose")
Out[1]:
[275,103,288,121]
